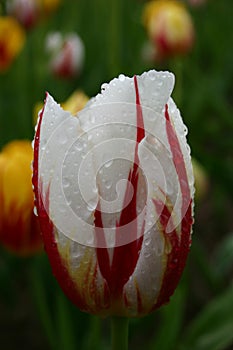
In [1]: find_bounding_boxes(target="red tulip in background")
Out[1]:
[33,70,194,317]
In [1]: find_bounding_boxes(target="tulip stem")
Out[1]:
[111,317,129,350]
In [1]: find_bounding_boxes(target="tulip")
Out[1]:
[6,0,61,29]
[33,70,194,317]
[45,31,85,79]
[6,0,39,29]
[0,16,25,72]
[33,90,88,125]
[143,0,195,60]
[0,140,42,256]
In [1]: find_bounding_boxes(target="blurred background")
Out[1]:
[0,0,233,349]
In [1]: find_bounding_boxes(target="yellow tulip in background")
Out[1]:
[0,140,42,256]
[143,0,194,60]
[0,16,25,71]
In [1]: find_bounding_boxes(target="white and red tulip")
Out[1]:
[33,70,194,317]
[45,32,84,79]
[7,0,39,29]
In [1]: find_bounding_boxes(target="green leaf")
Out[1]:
[149,284,186,350]
[179,283,233,350]
[56,290,76,350]
[30,256,57,350]
[214,232,233,280]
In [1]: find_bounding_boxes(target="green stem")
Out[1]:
[84,315,101,350]
[111,317,129,350]
[30,257,57,350]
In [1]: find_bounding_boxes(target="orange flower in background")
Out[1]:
[143,0,195,60]
[0,140,42,256]
[0,16,25,72]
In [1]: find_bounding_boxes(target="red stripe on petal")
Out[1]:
[32,97,87,311]
[165,104,191,217]
[152,105,193,310]
[95,76,145,298]
[38,187,87,311]
[134,75,145,145]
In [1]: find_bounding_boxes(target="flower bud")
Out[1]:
[33,70,194,316]
[45,31,85,79]
[143,0,195,59]
[0,140,42,256]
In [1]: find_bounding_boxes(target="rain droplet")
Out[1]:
[119,74,125,82]
[87,198,97,211]
[101,83,108,91]
[148,70,156,81]
[33,206,38,216]
[60,134,68,145]
[75,141,83,151]
[104,159,113,168]
[144,252,151,258]
[63,177,70,188]
[144,238,151,247]
[105,180,112,189]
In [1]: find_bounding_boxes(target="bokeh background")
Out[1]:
[0,0,233,349]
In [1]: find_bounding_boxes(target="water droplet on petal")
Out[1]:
[75,142,83,151]
[148,70,156,81]
[63,177,70,188]
[33,206,38,216]
[60,134,68,145]
[105,180,112,189]
[119,74,125,82]
[104,159,113,168]
[87,198,98,211]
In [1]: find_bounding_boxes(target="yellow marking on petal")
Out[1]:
[57,239,109,313]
